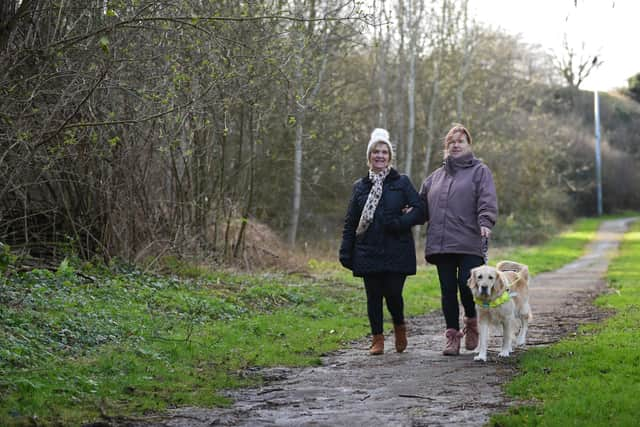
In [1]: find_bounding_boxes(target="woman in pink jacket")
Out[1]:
[419,124,498,355]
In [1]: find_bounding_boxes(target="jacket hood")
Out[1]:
[444,152,480,174]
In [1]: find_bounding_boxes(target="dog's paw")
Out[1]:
[474,354,487,362]
[498,350,511,358]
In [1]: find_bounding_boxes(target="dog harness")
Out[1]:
[475,291,510,308]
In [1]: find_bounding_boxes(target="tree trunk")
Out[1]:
[456,0,472,121]
[287,0,330,246]
[394,0,406,166]
[234,109,256,259]
[406,41,416,178]
[288,109,304,246]
[405,0,424,179]
[424,0,447,177]
[375,0,390,128]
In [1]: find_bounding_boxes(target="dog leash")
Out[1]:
[482,236,489,265]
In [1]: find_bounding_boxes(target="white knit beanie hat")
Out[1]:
[366,128,393,163]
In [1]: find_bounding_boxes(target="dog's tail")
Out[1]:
[497,260,529,283]
[496,260,526,272]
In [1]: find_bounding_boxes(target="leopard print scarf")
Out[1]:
[356,168,390,236]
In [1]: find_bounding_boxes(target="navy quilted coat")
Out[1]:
[339,168,425,277]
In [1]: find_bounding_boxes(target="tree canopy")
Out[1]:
[1,0,639,265]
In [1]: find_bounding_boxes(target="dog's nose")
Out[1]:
[480,286,489,296]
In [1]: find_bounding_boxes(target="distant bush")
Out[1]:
[626,72,640,103]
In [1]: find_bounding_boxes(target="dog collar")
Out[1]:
[475,291,510,308]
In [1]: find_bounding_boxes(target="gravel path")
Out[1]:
[133,218,634,427]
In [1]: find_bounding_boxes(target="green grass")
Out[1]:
[307,258,443,326]
[0,264,375,425]
[490,217,640,427]
[0,216,612,425]
[492,217,601,274]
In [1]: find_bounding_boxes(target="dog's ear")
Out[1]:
[496,271,510,294]
[467,268,478,289]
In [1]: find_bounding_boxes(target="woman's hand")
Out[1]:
[402,205,413,214]
[480,226,492,238]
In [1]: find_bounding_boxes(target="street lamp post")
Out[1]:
[593,90,603,216]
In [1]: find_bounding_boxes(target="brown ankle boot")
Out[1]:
[369,334,384,355]
[394,323,408,353]
[463,317,479,351]
[443,328,463,356]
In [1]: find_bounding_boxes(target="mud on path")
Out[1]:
[137,218,634,427]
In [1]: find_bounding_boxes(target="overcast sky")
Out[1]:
[469,0,639,91]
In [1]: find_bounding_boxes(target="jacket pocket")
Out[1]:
[354,244,383,260]
[456,215,479,233]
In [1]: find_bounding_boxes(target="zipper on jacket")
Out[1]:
[439,176,454,252]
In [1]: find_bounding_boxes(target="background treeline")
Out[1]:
[1,0,639,266]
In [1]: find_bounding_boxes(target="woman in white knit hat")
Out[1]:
[339,128,424,355]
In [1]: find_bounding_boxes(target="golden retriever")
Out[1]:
[467,260,532,362]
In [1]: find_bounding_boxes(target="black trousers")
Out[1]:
[363,272,407,335]
[431,253,483,330]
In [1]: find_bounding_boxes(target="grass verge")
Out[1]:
[0,217,604,425]
[491,216,602,275]
[0,257,445,426]
[490,217,640,426]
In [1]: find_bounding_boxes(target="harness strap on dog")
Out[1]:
[475,291,510,308]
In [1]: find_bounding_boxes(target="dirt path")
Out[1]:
[141,218,634,427]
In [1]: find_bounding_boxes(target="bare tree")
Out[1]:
[403,0,425,179]
[555,34,602,89]
[423,0,450,177]
[0,1,364,260]
[2,0,638,266]
[373,0,391,127]
[393,0,407,165]
[455,0,474,121]
[287,0,348,247]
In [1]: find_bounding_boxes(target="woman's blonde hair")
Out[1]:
[444,124,472,151]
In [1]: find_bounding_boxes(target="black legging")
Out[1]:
[432,253,483,330]
[363,272,407,335]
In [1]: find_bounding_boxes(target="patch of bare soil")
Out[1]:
[128,218,634,427]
